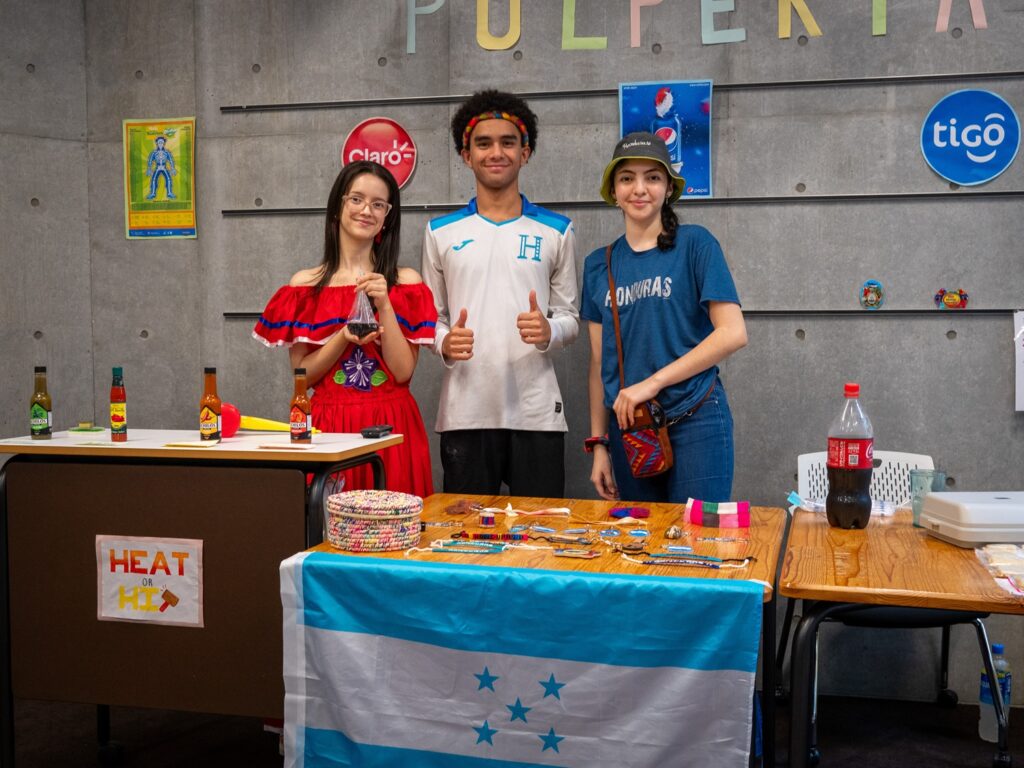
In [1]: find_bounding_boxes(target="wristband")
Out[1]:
[583,435,609,453]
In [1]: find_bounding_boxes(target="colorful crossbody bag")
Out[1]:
[605,244,674,478]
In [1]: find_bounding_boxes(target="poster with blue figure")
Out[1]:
[122,117,197,239]
[620,80,713,198]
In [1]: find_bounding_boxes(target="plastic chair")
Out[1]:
[781,451,1009,767]
[778,451,937,697]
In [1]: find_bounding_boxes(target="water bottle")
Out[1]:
[979,643,1012,742]
[825,382,874,529]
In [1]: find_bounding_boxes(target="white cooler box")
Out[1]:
[920,491,1024,548]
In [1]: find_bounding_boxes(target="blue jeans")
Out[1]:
[608,380,734,504]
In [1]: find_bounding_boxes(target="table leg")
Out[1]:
[789,602,858,768]
[0,465,13,768]
[761,596,776,768]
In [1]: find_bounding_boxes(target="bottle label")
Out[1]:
[30,403,51,436]
[827,437,874,469]
[980,671,1011,705]
[199,406,221,441]
[110,402,127,435]
[290,407,311,442]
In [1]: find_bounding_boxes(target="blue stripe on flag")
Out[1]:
[299,553,761,673]
[305,727,558,768]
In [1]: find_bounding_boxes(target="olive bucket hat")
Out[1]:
[599,131,686,205]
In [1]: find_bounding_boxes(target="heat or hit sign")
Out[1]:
[96,536,204,627]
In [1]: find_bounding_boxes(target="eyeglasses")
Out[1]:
[341,194,392,217]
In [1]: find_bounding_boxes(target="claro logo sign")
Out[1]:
[342,117,417,188]
[921,90,1020,186]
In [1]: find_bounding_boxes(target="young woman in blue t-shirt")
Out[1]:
[580,133,747,503]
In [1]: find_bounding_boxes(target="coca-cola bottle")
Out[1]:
[825,382,874,529]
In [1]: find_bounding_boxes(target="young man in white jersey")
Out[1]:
[421,90,579,496]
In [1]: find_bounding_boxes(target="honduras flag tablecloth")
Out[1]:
[281,551,762,767]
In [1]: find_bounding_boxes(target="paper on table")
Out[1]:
[164,440,221,448]
[258,443,315,450]
[801,498,897,517]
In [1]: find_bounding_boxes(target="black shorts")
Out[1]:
[439,429,565,498]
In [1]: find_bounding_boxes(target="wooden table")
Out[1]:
[781,508,1024,768]
[0,428,402,767]
[305,494,789,767]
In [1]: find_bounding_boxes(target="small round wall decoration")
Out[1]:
[935,288,969,309]
[860,280,884,310]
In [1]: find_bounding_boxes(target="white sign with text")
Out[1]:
[96,535,204,627]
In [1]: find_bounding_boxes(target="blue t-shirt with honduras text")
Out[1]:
[580,225,740,420]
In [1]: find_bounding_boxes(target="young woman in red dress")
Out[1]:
[254,161,437,497]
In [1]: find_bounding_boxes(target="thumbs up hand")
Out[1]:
[516,290,551,346]
[442,308,475,361]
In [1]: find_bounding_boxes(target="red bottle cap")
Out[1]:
[844,382,860,398]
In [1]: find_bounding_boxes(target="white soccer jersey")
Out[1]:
[421,195,579,432]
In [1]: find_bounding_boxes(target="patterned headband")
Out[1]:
[461,111,531,150]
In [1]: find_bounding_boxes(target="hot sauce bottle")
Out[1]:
[199,367,222,441]
[290,368,312,444]
[110,366,127,442]
[29,366,52,440]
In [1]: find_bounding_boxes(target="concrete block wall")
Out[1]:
[2,0,1022,703]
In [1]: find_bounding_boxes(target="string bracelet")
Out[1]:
[455,532,530,541]
[532,534,594,545]
[621,554,752,569]
[696,536,750,543]
[480,504,571,520]
[645,552,722,563]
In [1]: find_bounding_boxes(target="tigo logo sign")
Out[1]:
[343,117,417,189]
[921,90,1019,186]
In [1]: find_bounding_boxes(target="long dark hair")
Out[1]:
[316,160,401,290]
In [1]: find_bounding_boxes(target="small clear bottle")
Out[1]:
[979,643,1012,742]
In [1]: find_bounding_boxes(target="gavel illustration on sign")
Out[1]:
[158,590,179,612]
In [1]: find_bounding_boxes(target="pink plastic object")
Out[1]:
[222,402,241,438]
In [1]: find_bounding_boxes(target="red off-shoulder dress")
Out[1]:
[253,283,437,497]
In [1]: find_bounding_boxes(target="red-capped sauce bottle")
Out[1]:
[290,368,312,444]
[110,366,127,442]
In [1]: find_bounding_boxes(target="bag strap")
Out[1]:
[605,244,626,390]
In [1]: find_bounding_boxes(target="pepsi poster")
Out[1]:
[619,80,713,198]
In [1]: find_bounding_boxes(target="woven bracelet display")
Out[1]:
[325,490,423,552]
[683,498,751,528]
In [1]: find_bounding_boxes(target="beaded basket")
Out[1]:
[325,490,423,552]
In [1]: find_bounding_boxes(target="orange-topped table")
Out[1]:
[0,427,402,765]
[781,507,1024,768]
[781,507,1024,613]
[316,493,784,598]
[294,495,782,765]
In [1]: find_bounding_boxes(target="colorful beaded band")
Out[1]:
[461,111,530,150]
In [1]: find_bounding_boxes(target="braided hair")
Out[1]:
[657,199,679,251]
